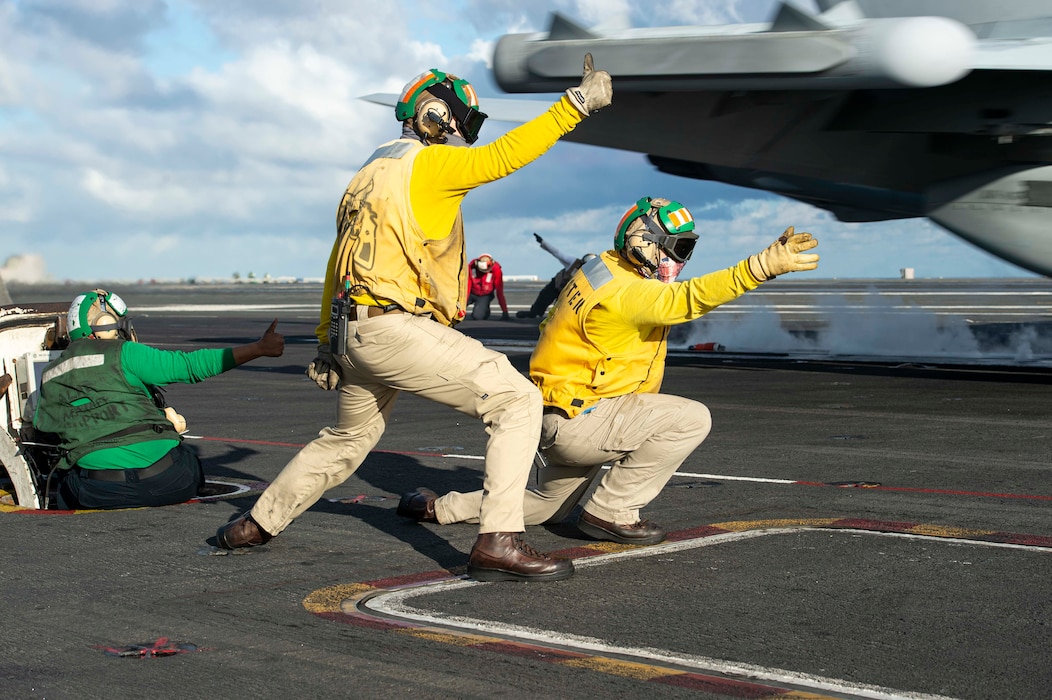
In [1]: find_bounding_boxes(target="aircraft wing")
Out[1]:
[494,3,977,93]
[484,0,1052,277]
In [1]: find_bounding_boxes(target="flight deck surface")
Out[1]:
[2,279,1049,700]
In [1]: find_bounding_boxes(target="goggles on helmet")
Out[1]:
[640,214,698,263]
[615,197,698,263]
[424,81,487,144]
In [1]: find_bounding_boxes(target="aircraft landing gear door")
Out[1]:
[0,431,40,510]
[2,350,62,510]
[0,302,68,510]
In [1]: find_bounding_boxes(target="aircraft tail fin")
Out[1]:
[813,0,846,12]
[770,2,831,32]
[547,12,599,41]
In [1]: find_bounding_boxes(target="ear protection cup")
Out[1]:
[92,313,119,340]
[414,97,451,140]
[625,230,660,272]
[68,289,134,341]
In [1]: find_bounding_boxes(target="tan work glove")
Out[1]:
[164,406,188,434]
[565,53,612,116]
[747,226,820,282]
[306,343,340,391]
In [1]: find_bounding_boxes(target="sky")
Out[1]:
[0,0,1039,284]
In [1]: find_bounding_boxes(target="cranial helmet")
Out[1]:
[396,69,488,144]
[475,254,494,273]
[67,289,136,341]
[614,197,698,277]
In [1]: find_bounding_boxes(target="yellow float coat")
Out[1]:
[531,251,761,417]
[316,97,584,338]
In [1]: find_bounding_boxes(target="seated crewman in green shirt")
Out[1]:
[33,288,284,510]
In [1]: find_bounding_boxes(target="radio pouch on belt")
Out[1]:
[329,295,352,355]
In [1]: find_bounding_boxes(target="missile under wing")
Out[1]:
[490,0,1052,277]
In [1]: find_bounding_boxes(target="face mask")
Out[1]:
[656,256,685,284]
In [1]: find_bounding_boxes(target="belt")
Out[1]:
[361,304,403,318]
[542,405,596,418]
[355,304,437,323]
[77,451,176,482]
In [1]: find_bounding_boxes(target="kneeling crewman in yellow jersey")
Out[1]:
[397,197,819,545]
[215,56,612,582]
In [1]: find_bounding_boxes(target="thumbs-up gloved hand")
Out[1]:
[565,53,612,116]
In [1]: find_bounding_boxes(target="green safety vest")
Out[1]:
[34,339,178,468]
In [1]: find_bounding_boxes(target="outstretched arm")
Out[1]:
[232,319,285,366]
[122,319,285,388]
[410,54,612,239]
[615,228,820,327]
[535,233,576,268]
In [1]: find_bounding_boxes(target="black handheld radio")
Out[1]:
[329,275,353,355]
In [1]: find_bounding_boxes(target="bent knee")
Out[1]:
[493,359,541,401]
[498,371,542,417]
[682,400,712,440]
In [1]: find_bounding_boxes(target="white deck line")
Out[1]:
[360,528,994,700]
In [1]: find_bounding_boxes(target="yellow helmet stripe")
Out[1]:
[666,207,693,230]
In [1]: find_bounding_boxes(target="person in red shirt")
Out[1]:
[467,253,509,320]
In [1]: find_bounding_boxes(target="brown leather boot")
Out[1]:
[578,511,666,545]
[216,512,273,549]
[467,532,574,582]
[396,488,438,522]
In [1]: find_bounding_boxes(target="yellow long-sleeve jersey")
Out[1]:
[530,251,761,417]
[315,97,584,341]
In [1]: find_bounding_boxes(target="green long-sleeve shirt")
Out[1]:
[46,342,235,469]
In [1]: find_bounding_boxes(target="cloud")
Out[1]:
[1,253,50,283]
[0,0,1039,284]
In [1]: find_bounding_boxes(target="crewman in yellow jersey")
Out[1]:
[213,56,612,582]
[398,197,820,546]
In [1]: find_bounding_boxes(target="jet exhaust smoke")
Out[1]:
[673,289,1052,366]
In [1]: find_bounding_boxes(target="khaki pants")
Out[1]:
[435,392,711,527]
[251,308,541,535]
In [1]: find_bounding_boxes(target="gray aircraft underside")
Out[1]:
[367,0,1052,277]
